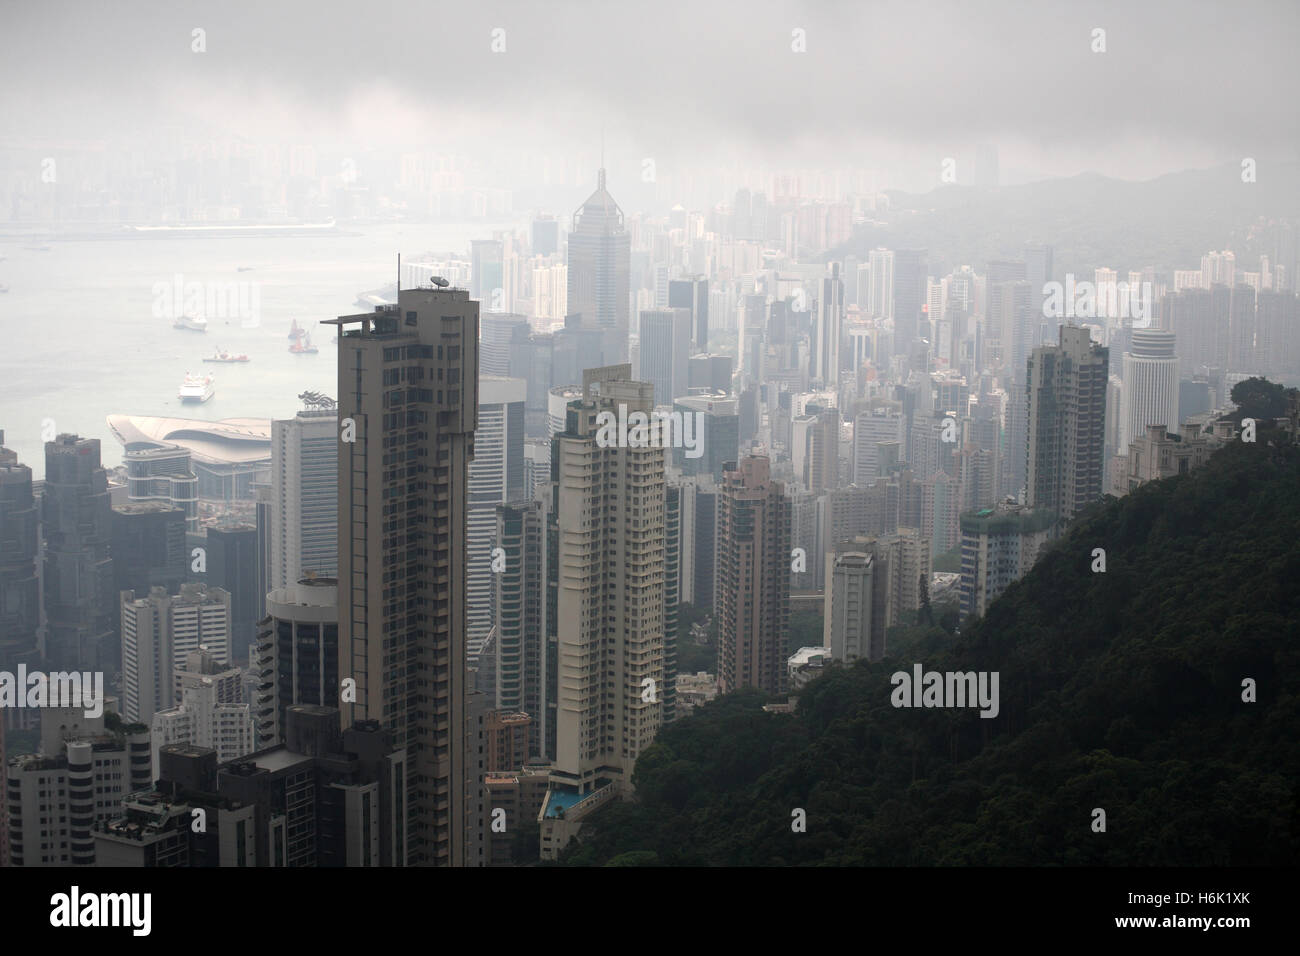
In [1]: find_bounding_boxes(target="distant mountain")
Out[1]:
[839,161,1300,279]
[559,425,1300,865]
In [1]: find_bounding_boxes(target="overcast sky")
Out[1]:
[3,0,1297,188]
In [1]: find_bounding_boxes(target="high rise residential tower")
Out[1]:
[327,285,480,867]
[716,456,791,695]
[1026,326,1110,528]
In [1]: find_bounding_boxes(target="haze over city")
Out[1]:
[0,0,1295,936]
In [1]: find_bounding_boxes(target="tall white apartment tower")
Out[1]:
[270,403,339,590]
[547,365,665,802]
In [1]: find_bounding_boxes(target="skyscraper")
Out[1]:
[672,395,740,479]
[467,376,525,655]
[123,445,199,533]
[893,249,929,355]
[1119,330,1179,450]
[471,238,504,305]
[110,501,187,603]
[328,285,480,867]
[867,248,894,322]
[493,500,548,758]
[546,366,664,804]
[813,263,844,385]
[669,276,710,351]
[716,456,791,695]
[43,434,115,672]
[531,215,559,258]
[0,431,40,671]
[256,576,339,749]
[270,404,339,593]
[567,169,632,365]
[1026,326,1110,527]
[638,307,692,406]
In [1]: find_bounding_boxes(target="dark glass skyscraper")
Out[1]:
[42,434,115,672]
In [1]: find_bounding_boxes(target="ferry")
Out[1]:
[202,347,250,363]
[178,372,215,404]
[173,314,208,332]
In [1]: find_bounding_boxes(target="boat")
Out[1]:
[177,372,215,403]
[289,332,319,355]
[202,346,250,363]
[173,314,208,332]
[288,319,304,340]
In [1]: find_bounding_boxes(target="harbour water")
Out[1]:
[0,220,525,478]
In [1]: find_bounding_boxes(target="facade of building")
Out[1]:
[254,577,338,749]
[567,170,632,365]
[328,286,480,867]
[717,456,791,695]
[122,444,199,533]
[151,647,255,776]
[638,307,693,406]
[493,500,549,758]
[6,709,152,867]
[270,406,339,592]
[545,366,665,815]
[1119,330,1179,451]
[1026,326,1109,529]
[95,708,405,867]
[467,376,526,658]
[1120,423,1218,495]
[958,503,1055,619]
[43,435,116,672]
[0,431,40,672]
[120,583,232,724]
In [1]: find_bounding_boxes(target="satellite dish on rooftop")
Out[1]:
[431,276,449,288]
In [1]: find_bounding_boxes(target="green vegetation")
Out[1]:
[676,602,716,675]
[932,547,962,572]
[560,434,1300,865]
[1224,377,1294,425]
[787,609,823,655]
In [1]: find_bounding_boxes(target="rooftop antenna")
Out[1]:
[397,253,401,295]
[599,126,606,190]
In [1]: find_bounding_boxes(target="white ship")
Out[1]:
[178,372,215,404]
[173,314,208,332]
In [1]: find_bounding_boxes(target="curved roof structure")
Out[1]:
[106,415,271,466]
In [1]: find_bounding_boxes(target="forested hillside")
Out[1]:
[559,430,1300,865]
